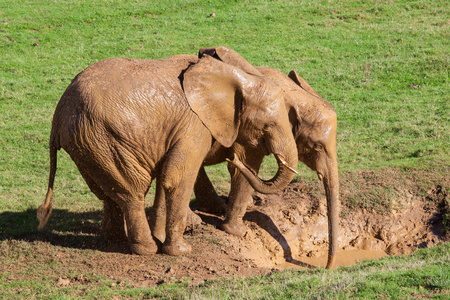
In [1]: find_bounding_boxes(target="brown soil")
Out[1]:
[1,170,448,288]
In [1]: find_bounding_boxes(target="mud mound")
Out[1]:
[217,181,447,269]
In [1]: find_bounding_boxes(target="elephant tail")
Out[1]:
[37,133,59,229]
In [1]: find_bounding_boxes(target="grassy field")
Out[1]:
[1,0,449,298]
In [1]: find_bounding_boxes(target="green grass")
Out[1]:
[1,0,449,298]
[1,241,447,299]
[1,0,449,210]
[151,244,449,299]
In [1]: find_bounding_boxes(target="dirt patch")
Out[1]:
[236,180,447,269]
[1,170,448,287]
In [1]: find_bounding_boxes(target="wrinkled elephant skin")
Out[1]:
[192,47,340,269]
[37,48,299,257]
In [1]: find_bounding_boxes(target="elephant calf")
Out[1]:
[191,47,340,269]
[37,49,299,257]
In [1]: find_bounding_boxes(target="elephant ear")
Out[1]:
[198,47,263,76]
[288,70,321,98]
[183,55,250,147]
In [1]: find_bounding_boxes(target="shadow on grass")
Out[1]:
[0,208,130,254]
[0,207,317,269]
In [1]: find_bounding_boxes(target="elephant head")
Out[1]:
[196,47,340,269]
[294,89,339,270]
[183,54,299,194]
[258,66,339,269]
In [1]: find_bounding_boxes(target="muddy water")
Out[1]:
[283,249,387,269]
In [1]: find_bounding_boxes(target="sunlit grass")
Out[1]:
[0,0,449,298]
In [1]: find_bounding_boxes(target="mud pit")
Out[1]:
[2,173,447,288]
[192,181,446,271]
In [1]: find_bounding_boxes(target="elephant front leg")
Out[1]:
[150,178,202,245]
[160,136,211,256]
[161,181,194,256]
[222,151,264,237]
[221,171,254,237]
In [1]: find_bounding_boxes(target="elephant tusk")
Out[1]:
[277,155,298,175]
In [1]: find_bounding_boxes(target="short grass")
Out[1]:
[0,0,449,298]
[1,0,448,211]
[0,240,448,299]
[156,243,450,299]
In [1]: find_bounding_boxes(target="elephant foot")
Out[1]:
[222,219,247,237]
[129,240,158,256]
[162,239,192,256]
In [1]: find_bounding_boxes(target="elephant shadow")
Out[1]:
[244,211,293,259]
[243,211,315,269]
[1,208,314,268]
[196,208,316,269]
[0,206,228,254]
[0,208,129,254]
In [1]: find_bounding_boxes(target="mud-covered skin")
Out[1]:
[38,48,299,257]
[192,47,340,269]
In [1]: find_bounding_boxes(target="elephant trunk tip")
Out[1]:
[226,154,249,174]
[225,153,236,165]
[325,254,336,270]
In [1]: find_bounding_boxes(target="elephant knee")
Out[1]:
[160,176,180,195]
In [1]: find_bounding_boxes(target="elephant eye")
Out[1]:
[314,144,323,152]
[262,124,273,132]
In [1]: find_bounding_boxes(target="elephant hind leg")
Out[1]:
[103,199,127,242]
[78,167,157,255]
[149,178,166,244]
[68,138,157,255]
[119,193,158,255]
[78,171,127,242]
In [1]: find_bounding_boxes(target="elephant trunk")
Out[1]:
[227,139,298,194]
[323,159,339,270]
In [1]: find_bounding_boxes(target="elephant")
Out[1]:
[185,47,340,269]
[37,49,299,257]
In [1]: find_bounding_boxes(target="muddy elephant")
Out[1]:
[188,47,340,269]
[37,50,299,257]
